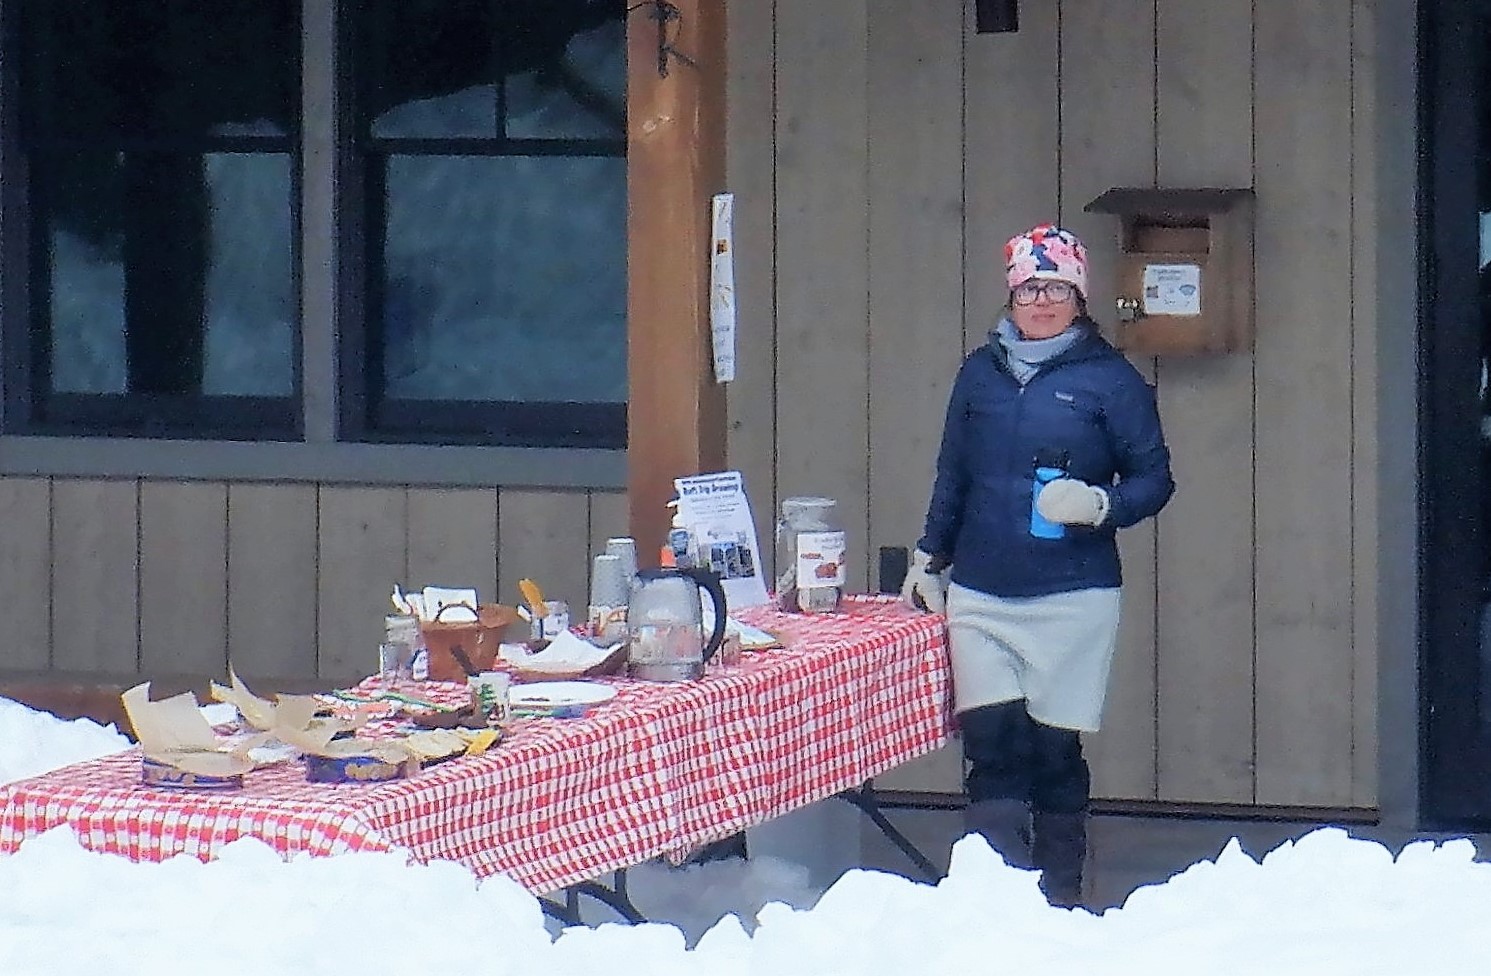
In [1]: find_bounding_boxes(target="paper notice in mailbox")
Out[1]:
[1141,263,1202,316]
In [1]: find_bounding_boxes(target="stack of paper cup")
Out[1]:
[605,537,639,583]
[589,553,631,642]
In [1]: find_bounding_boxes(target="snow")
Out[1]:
[0,698,1487,975]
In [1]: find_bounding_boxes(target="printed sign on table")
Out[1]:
[674,470,770,608]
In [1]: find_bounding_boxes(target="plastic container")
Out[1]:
[774,496,845,613]
[380,613,421,682]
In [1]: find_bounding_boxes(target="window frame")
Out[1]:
[0,0,307,443]
[334,0,629,451]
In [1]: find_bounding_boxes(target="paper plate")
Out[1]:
[509,681,617,713]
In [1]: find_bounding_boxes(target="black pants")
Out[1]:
[959,699,1089,814]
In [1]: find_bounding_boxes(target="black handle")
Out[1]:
[684,567,729,663]
[433,602,480,623]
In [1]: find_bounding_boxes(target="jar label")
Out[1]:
[795,531,846,588]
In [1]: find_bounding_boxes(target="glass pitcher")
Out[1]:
[774,496,845,613]
[626,567,728,681]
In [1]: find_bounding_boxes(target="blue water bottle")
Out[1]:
[1030,450,1068,540]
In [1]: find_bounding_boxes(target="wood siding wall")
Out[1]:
[0,0,1389,815]
[727,0,1384,810]
[0,479,626,690]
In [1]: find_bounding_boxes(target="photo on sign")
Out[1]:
[702,534,758,581]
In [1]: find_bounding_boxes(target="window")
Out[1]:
[5,0,302,440]
[342,0,628,450]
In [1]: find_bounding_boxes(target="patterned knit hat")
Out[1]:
[1004,224,1088,298]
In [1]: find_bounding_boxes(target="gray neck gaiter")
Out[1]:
[992,318,1082,385]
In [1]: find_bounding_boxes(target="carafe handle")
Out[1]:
[684,567,729,663]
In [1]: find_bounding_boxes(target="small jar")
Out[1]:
[382,613,425,682]
[774,496,845,613]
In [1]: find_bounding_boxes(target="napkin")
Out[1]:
[500,630,616,673]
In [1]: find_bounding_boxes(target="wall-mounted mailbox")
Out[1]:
[1084,187,1255,356]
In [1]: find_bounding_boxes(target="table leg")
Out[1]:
[540,869,648,925]
[837,783,947,883]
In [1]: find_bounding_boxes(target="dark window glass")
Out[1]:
[43,151,295,397]
[506,16,626,140]
[350,0,627,449]
[381,155,626,405]
[9,0,299,439]
[367,1,497,139]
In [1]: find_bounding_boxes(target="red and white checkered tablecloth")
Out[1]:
[0,596,951,894]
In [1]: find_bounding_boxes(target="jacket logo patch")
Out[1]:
[1054,392,1075,403]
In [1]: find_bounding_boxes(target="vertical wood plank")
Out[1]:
[965,0,1061,353]
[1361,0,1417,824]
[776,0,871,590]
[317,486,407,683]
[959,22,1064,829]
[139,481,228,678]
[725,0,779,580]
[300,0,339,442]
[867,0,964,595]
[588,489,630,564]
[1350,0,1380,808]
[862,0,964,793]
[1152,0,1257,804]
[52,479,139,675]
[407,488,498,604]
[1255,0,1355,806]
[1060,0,1160,802]
[627,0,729,560]
[0,479,51,671]
[228,483,319,682]
[497,490,591,613]
[872,742,965,794]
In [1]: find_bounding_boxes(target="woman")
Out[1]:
[900,224,1174,907]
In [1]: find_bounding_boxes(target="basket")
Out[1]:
[420,603,523,683]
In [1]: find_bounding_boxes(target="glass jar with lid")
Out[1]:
[774,496,845,613]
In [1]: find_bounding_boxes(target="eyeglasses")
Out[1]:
[1011,280,1076,306]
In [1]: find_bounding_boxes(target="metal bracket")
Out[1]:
[628,0,697,78]
[541,868,647,926]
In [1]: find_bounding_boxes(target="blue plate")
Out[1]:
[304,752,415,784]
[141,756,245,791]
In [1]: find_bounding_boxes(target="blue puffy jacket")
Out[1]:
[916,321,1174,598]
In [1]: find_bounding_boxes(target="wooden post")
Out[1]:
[626,0,729,565]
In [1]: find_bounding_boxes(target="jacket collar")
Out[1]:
[985,317,1107,376]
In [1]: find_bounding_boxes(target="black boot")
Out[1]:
[1031,809,1087,907]
[957,701,1037,869]
[962,797,1034,869]
[1028,720,1091,908]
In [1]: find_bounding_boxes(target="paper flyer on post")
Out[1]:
[709,193,737,383]
[674,470,769,608]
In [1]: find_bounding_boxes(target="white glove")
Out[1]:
[1036,479,1111,527]
[900,549,949,614]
